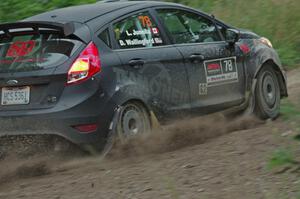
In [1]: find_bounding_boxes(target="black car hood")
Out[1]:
[238,29,260,39]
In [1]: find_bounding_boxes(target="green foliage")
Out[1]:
[0,0,299,66]
[267,148,295,170]
[294,134,300,142]
[280,100,300,121]
[297,192,300,199]
[0,0,97,23]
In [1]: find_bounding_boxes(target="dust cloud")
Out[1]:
[0,114,263,185]
[108,114,264,159]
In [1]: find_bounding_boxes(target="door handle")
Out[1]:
[189,54,205,63]
[128,59,145,69]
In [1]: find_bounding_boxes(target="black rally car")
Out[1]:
[0,0,287,151]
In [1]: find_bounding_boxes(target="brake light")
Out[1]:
[67,42,101,85]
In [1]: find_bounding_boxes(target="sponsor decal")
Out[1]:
[204,57,238,87]
[6,40,36,57]
[207,63,221,71]
[207,63,221,75]
[113,62,190,104]
[199,83,208,95]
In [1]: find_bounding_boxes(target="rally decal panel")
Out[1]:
[204,57,239,87]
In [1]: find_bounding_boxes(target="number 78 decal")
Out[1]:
[223,59,234,72]
[138,16,153,28]
[204,57,239,87]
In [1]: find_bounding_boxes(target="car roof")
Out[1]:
[24,1,177,23]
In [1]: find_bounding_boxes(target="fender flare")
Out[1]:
[107,89,161,131]
[251,47,288,97]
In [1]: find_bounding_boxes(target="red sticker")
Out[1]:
[152,27,159,34]
[239,43,250,54]
[207,63,221,70]
[6,40,36,57]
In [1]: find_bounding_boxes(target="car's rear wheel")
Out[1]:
[100,101,151,156]
[254,65,281,119]
[116,102,151,140]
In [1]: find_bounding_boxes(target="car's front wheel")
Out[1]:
[254,65,281,119]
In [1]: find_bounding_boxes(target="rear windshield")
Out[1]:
[0,33,83,73]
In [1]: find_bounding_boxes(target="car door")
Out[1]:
[110,10,191,120]
[156,8,246,114]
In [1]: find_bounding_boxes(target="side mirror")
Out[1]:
[225,29,240,46]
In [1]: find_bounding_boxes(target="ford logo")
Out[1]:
[7,80,19,86]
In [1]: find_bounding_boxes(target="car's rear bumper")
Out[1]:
[0,115,102,146]
[0,92,117,148]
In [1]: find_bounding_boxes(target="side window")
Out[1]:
[113,12,164,49]
[98,28,111,48]
[157,9,222,44]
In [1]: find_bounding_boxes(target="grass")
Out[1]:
[267,99,300,199]
[267,148,295,170]
[280,100,300,140]
[280,100,300,121]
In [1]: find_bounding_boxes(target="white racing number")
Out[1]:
[224,59,233,72]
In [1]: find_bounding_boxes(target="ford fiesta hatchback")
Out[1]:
[0,0,287,152]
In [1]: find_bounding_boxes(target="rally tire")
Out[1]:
[115,102,151,141]
[254,65,281,119]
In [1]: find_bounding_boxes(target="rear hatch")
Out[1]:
[0,22,86,111]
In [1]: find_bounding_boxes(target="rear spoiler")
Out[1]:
[0,21,75,36]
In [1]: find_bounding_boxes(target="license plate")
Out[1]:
[1,86,30,105]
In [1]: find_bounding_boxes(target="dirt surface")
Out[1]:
[0,70,300,199]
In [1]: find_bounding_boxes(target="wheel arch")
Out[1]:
[254,59,288,98]
[113,96,161,129]
[121,99,151,115]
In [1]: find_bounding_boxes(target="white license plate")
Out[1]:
[1,86,30,105]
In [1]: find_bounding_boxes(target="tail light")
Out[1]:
[67,42,101,85]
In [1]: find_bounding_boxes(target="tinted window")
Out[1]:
[99,28,111,48]
[157,9,222,44]
[113,12,164,49]
[0,33,83,73]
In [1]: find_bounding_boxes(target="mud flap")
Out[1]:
[150,111,161,130]
[83,106,122,157]
[101,106,123,157]
[243,79,257,116]
[222,79,257,117]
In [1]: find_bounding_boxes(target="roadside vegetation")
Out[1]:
[267,99,300,198]
[0,0,299,67]
[270,100,300,165]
